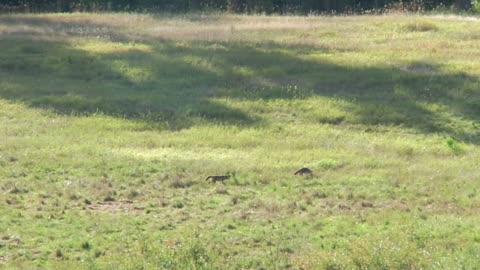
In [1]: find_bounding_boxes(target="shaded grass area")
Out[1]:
[0,15,479,138]
[0,13,480,269]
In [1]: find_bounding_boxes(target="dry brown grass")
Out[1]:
[1,13,480,57]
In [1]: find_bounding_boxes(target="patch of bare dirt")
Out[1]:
[87,200,144,212]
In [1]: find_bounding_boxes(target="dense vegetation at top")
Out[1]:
[0,0,475,13]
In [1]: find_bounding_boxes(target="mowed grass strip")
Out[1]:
[0,13,479,269]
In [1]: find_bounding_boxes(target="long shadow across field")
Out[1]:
[0,16,479,142]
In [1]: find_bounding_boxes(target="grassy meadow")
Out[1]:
[0,12,480,269]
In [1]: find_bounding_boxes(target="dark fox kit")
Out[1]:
[205,175,230,183]
[294,167,313,176]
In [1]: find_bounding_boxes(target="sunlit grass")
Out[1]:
[0,13,479,269]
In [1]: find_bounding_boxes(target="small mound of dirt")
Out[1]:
[87,200,142,212]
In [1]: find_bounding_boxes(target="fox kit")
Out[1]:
[205,175,230,183]
[294,167,313,176]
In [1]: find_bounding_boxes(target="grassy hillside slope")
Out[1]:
[0,13,480,269]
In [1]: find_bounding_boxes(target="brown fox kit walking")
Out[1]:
[205,175,230,183]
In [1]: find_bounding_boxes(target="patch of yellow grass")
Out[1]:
[113,147,251,161]
[74,41,152,54]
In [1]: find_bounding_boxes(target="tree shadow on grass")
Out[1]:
[0,15,479,142]
[0,19,261,129]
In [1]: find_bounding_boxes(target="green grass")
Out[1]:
[0,13,480,269]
